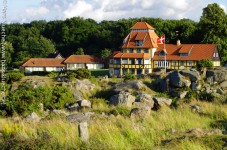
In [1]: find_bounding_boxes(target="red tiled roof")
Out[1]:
[64,55,102,63]
[112,52,150,59]
[130,22,155,30]
[122,32,159,49]
[21,58,65,67]
[153,44,217,61]
[178,45,193,53]
[135,32,147,40]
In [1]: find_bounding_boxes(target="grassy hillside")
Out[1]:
[0,74,227,149]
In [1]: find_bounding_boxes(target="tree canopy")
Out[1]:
[5,3,227,66]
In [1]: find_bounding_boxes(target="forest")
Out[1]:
[2,3,227,67]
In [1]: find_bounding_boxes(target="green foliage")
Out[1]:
[196,59,213,69]
[100,48,112,60]
[198,91,214,102]
[123,72,136,81]
[108,106,131,116]
[6,71,24,83]
[50,86,74,109]
[90,69,109,77]
[74,47,84,55]
[0,42,14,66]
[67,68,91,80]
[2,85,74,116]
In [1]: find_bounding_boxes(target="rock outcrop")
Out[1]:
[109,91,136,107]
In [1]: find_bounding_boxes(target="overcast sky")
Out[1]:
[4,0,227,23]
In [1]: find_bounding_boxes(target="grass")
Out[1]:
[0,101,226,149]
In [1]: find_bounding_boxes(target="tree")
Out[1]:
[74,47,84,55]
[196,59,213,69]
[0,42,14,66]
[199,3,227,63]
[100,48,112,60]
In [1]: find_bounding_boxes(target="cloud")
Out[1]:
[220,4,227,13]
[11,0,206,23]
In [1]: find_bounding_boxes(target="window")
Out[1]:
[129,49,133,53]
[180,61,184,66]
[159,50,166,56]
[137,69,142,75]
[122,59,128,64]
[114,59,120,64]
[122,49,127,53]
[136,49,140,53]
[122,69,128,75]
[144,49,149,53]
[188,61,193,66]
[109,59,113,64]
[136,40,143,46]
[129,59,135,64]
[136,59,142,64]
[130,69,135,74]
[216,53,219,57]
[114,69,120,76]
[157,61,169,68]
[180,53,189,56]
[173,61,177,66]
[145,69,149,74]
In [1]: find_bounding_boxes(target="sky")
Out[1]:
[4,0,227,23]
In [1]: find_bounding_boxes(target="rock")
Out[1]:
[23,112,41,122]
[109,91,135,107]
[206,68,227,83]
[74,79,96,91]
[76,99,91,108]
[220,81,227,89]
[78,122,89,142]
[137,93,154,108]
[171,91,188,99]
[65,103,80,111]
[216,87,225,95]
[187,128,223,137]
[66,112,94,124]
[169,71,191,88]
[99,75,109,82]
[180,70,200,82]
[52,109,69,116]
[114,80,147,92]
[157,78,170,92]
[189,104,201,113]
[130,106,151,121]
[153,97,172,110]
[70,88,83,100]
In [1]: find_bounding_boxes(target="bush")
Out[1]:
[50,86,74,109]
[30,71,49,76]
[2,85,74,116]
[6,71,24,83]
[67,68,91,80]
[198,91,214,102]
[196,59,213,69]
[123,72,136,81]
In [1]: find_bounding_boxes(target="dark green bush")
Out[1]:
[2,85,74,116]
[67,68,91,80]
[6,71,24,83]
[198,91,214,102]
[196,59,213,69]
[50,86,74,109]
[30,71,49,76]
[123,72,136,81]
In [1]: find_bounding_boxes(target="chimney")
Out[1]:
[177,40,181,46]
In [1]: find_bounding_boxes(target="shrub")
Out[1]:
[67,68,91,80]
[198,91,214,102]
[6,71,24,83]
[30,71,49,76]
[196,59,213,69]
[50,86,74,109]
[123,72,136,81]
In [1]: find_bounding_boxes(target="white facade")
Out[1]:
[24,67,64,73]
[67,63,104,70]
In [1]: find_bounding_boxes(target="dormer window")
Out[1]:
[136,49,140,53]
[180,53,189,56]
[159,50,167,56]
[136,40,143,46]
